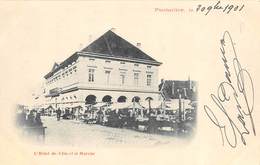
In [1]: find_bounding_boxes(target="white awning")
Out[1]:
[166,99,193,110]
[41,104,49,109]
[93,102,107,108]
[108,102,130,109]
[127,102,144,109]
[141,101,164,109]
[156,102,171,110]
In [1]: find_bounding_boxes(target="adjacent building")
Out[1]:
[42,30,162,110]
[159,79,197,101]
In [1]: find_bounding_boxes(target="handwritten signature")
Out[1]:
[204,31,255,148]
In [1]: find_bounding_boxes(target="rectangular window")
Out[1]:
[134,63,139,67]
[147,65,152,69]
[105,60,111,63]
[120,61,125,64]
[88,69,95,82]
[147,74,152,86]
[134,73,139,86]
[120,74,125,85]
[105,70,111,84]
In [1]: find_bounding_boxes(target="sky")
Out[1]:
[0,1,259,105]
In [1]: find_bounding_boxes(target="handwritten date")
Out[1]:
[196,1,244,15]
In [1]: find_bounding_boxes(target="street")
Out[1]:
[41,116,191,147]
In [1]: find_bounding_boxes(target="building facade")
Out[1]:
[42,30,162,110]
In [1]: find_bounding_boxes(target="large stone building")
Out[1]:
[42,30,162,110]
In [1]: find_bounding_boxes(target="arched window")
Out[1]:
[117,96,127,103]
[132,96,141,102]
[85,95,97,105]
[102,95,112,103]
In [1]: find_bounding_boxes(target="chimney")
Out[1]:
[136,42,141,48]
[79,43,83,50]
[110,28,116,32]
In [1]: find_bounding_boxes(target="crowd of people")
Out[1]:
[16,109,43,128]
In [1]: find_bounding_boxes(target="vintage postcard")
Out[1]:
[0,1,259,165]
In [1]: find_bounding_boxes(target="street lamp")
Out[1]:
[178,89,182,122]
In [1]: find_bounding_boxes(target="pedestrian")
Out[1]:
[56,108,61,121]
[35,112,43,126]
[27,110,36,126]
[75,109,79,121]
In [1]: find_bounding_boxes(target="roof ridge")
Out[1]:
[81,30,160,63]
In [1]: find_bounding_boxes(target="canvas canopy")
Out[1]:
[127,102,144,109]
[142,101,164,109]
[166,99,193,110]
[93,102,107,108]
[108,102,130,110]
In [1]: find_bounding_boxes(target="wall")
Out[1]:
[78,55,159,93]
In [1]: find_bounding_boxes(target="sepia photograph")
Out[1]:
[0,1,260,165]
[15,28,198,146]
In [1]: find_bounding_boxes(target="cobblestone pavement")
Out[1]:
[41,116,191,147]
